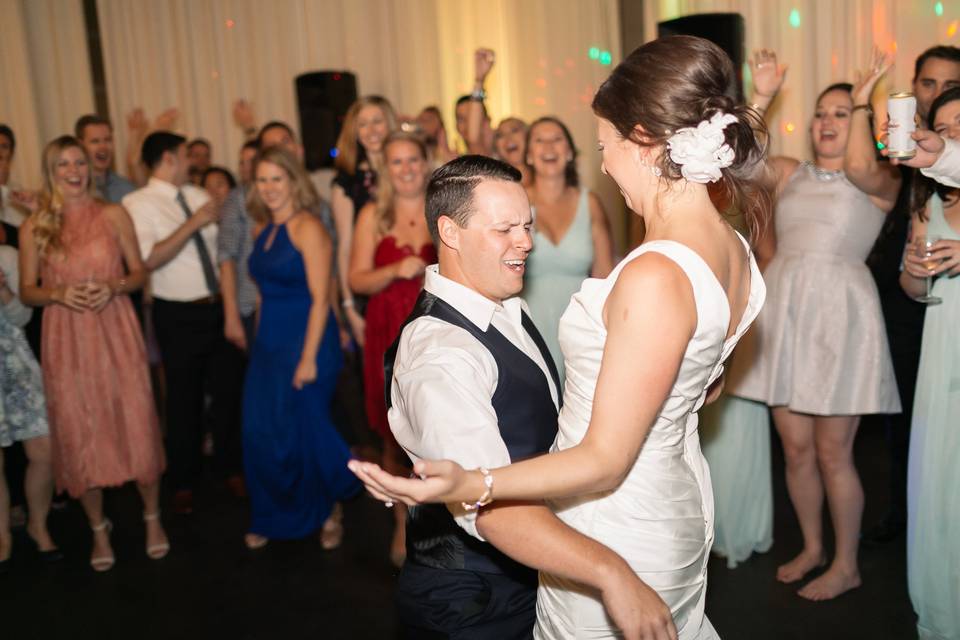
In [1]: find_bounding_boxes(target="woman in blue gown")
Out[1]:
[242,146,359,549]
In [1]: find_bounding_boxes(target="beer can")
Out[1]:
[887,92,917,159]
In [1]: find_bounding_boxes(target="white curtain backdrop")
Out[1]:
[0,0,94,188]
[95,0,625,244]
[644,0,960,161]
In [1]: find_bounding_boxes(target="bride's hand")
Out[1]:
[348,459,474,506]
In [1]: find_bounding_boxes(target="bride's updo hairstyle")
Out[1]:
[592,35,772,239]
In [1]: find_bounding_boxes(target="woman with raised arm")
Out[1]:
[733,50,902,600]
[897,87,960,640]
[242,147,360,550]
[19,136,165,572]
[353,35,769,639]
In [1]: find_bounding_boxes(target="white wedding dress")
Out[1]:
[535,236,765,639]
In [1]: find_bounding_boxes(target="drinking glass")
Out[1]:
[914,235,942,305]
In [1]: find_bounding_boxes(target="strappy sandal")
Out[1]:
[90,519,115,572]
[143,512,170,560]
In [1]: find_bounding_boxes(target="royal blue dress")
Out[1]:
[244,222,359,539]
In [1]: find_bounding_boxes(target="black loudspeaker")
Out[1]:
[658,13,745,101]
[295,71,358,171]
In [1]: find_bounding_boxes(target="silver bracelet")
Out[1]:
[462,467,494,511]
[342,298,355,309]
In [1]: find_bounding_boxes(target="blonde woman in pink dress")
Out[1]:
[19,136,167,572]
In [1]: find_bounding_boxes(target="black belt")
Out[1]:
[156,295,222,305]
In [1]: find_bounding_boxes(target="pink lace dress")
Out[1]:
[40,200,164,497]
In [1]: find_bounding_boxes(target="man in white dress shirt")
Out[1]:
[124,131,245,515]
[385,156,646,638]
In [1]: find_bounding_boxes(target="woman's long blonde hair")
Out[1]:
[33,136,98,256]
[372,132,428,234]
[246,146,319,224]
[333,95,397,176]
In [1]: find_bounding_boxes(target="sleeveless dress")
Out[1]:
[0,245,48,447]
[536,235,766,639]
[362,236,436,437]
[734,162,900,415]
[244,222,360,538]
[906,194,960,640]
[40,200,163,497]
[524,188,593,385]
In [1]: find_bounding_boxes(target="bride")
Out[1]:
[352,35,769,640]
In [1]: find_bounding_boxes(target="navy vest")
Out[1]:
[384,290,561,580]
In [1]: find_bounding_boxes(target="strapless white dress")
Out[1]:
[534,235,766,639]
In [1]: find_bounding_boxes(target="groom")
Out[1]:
[382,155,645,638]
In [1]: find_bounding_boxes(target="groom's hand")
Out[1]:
[600,567,677,640]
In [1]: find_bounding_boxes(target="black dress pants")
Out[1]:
[152,298,244,490]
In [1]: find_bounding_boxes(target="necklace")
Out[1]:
[809,162,844,182]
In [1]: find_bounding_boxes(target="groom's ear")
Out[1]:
[437,214,460,250]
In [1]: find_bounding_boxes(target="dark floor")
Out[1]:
[2,422,915,640]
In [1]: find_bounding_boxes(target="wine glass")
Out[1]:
[914,235,943,305]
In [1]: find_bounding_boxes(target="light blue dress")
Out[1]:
[0,245,48,447]
[523,188,593,385]
[700,329,773,568]
[907,194,960,640]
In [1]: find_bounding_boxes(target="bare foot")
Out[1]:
[798,566,861,601]
[776,549,826,583]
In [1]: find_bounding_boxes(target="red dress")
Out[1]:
[363,236,437,437]
[41,201,164,497]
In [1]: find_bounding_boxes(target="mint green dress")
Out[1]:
[907,194,960,640]
[523,189,593,386]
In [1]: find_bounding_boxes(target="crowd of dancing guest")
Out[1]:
[0,33,958,640]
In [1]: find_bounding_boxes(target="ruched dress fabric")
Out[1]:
[535,236,765,640]
[699,335,773,569]
[734,162,900,415]
[244,222,360,539]
[906,195,960,640]
[40,201,163,497]
[523,188,593,386]
[362,236,436,438]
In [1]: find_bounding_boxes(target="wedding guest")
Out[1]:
[522,116,613,383]
[0,244,58,572]
[202,166,237,209]
[74,114,136,203]
[494,117,529,183]
[124,131,242,516]
[348,132,435,566]
[735,50,902,600]
[20,136,166,571]
[897,86,960,640]
[331,96,396,345]
[242,146,359,550]
[238,140,258,187]
[415,106,457,166]
[187,138,212,186]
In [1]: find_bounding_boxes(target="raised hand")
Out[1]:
[126,108,148,136]
[233,99,256,131]
[852,47,893,106]
[749,49,787,99]
[193,201,221,228]
[153,107,180,131]
[474,48,495,84]
[883,128,946,168]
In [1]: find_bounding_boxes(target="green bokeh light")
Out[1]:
[936,1,944,17]
[789,9,801,28]
[588,47,600,60]
[599,51,612,65]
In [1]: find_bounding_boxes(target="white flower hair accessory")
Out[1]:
[666,112,739,184]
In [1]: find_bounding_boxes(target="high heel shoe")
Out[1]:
[90,519,115,572]
[143,512,170,560]
[320,503,344,550]
[26,525,64,563]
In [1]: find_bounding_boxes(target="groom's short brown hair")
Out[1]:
[425,155,521,246]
